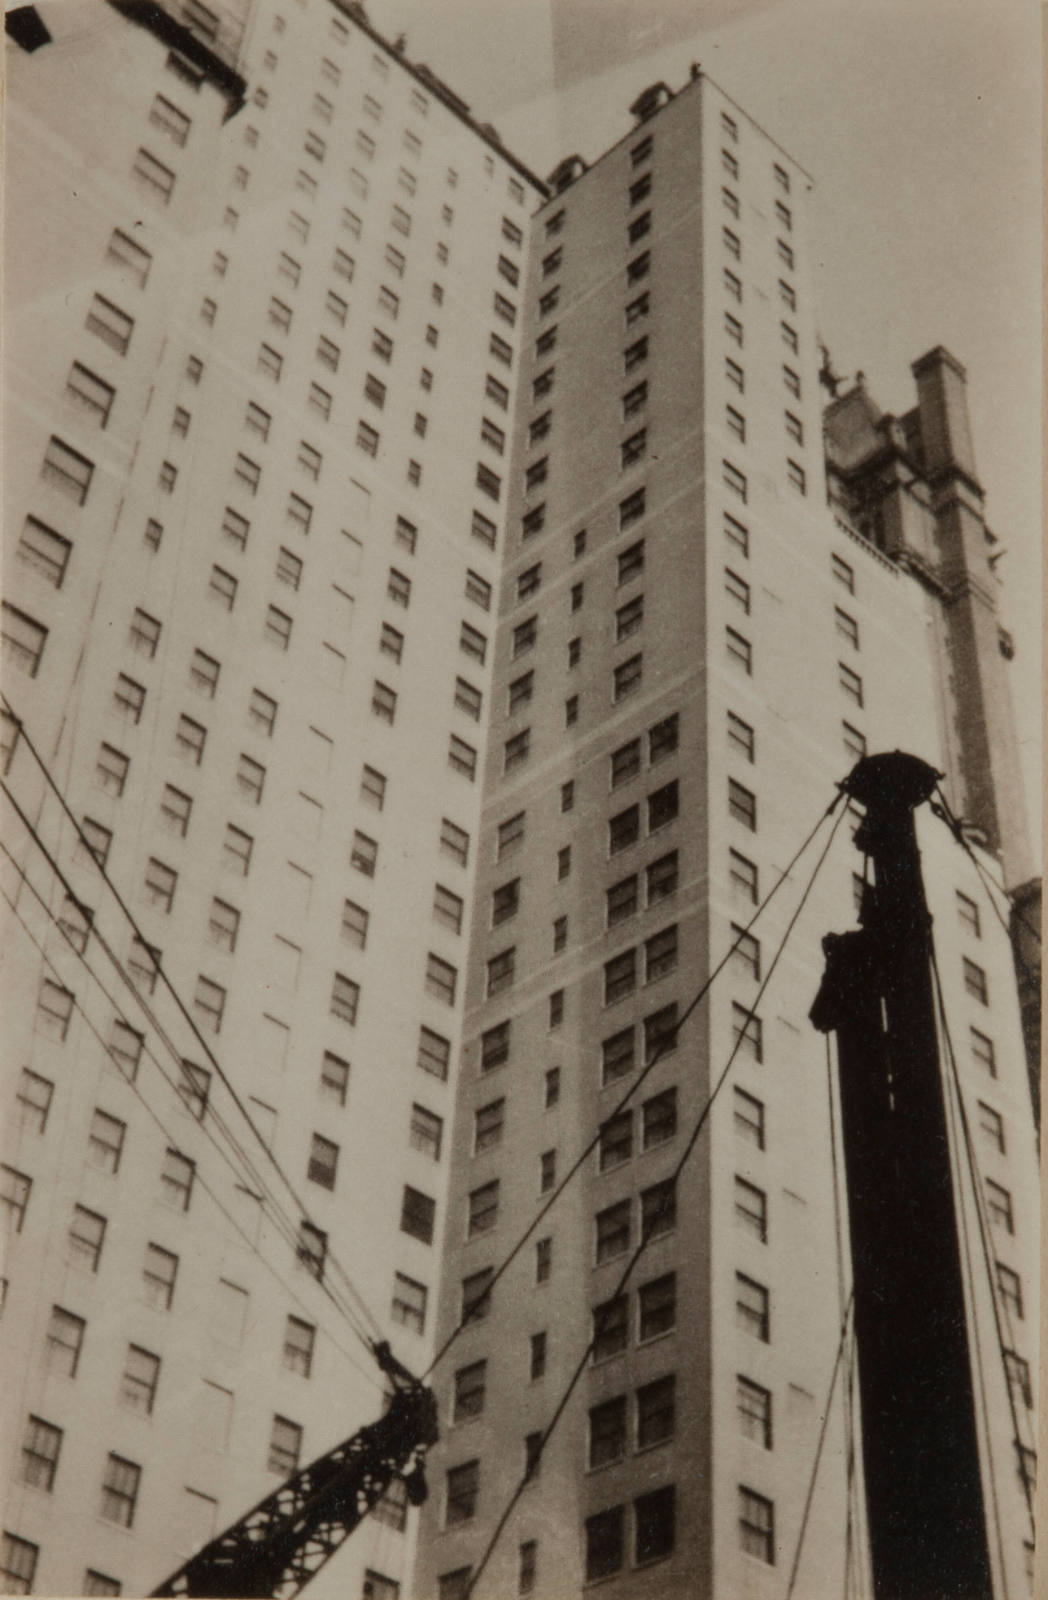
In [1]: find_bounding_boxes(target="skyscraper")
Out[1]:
[411,70,1039,1600]
[2,4,542,1596]
[2,7,1038,1600]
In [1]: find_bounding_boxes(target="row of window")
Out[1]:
[19,1420,141,1525]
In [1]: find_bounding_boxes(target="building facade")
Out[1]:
[2,8,1038,1600]
[1,3,543,1597]
[412,71,1040,1600]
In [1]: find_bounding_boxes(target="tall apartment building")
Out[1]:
[2,9,1038,1600]
[412,74,1040,1600]
[1,4,543,1597]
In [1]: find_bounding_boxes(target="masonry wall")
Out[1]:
[1,4,543,1596]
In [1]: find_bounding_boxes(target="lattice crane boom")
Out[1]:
[151,1343,438,1600]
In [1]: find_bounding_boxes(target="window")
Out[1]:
[111,671,145,724]
[106,225,153,289]
[832,553,855,593]
[308,1133,339,1192]
[648,780,679,833]
[128,936,160,993]
[586,1296,629,1368]
[985,1177,1014,1233]
[37,977,74,1041]
[561,780,575,813]
[468,1181,499,1237]
[596,1200,631,1263]
[968,1028,996,1077]
[453,1360,487,1422]
[843,722,866,762]
[635,1273,674,1343]
[446,1461,479,1526]
[598,1109,633,1175]
[735,1177,768,1242]
[139,1245,178,1313]
[585,1506,625,1582]
[17,1069,53,1135]
[728,778,757,831]
[736,1273,769,1341]
[609,804,641,857]
[330,972,360,1025]
[487,948,516,996]
[267,1416,302,1479]
[231,753,265,809]
[271,1314,316,1388]
[1004,1350,1032,1409]
[787,458,807,495]
[473,1096,506,1156]
[731,1003,764,1065]
[497,812,526,859]
[641,1087,677,1150]
[535,1238,552,1283]
[21,1415,63,1491]
[119,1345,160,1416]
[727,846,760,905]
[607,875,638,927]
[956,891,981,938]
[440,819,470,868]
[626,247,651,285]
[87,1108,126,1173]
[963,958,988,1004]
[390,1273,427,1337]
[159,1147,194,1211]
[604,949,637,1005]
[311,1051,349,1115]
[13,520,70,599]
[481,1020,511,1071]
[588,1397,627,1470]
[726,626,754,676]
[723,358,747,403]
[449,735,478,780]
[39,438,95,516]
[219,823,252,878]
[425,953,457,1006]
[460,622,488,663]
[645,924,678,983]
[410,1103,444,1162]
[783,363,802,399]
[739,1487,775,1564]
[643,1004,684,1068]
[333,899,367,957]
[1,1535,38,1595]
[475,462,501,502]
[98,1453,140,1528]
[641,1179,676,1242]
[504,730,530,772]
[298,1221,327,1281]
[996,1263,1023,1319]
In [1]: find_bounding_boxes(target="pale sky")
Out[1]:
[367,0,1043,857]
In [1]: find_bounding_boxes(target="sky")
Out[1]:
[367,0,1043,857]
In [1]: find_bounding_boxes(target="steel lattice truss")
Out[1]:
[153,1353,438,1599]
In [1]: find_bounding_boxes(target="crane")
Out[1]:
[151,1340,438,1599]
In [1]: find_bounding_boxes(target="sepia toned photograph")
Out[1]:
[1,1,1041,1596]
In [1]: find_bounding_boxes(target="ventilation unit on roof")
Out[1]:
[629,82,673,122]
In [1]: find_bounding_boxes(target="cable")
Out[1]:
[1,713,387,1346]
[928,947,1036,1538]
[1,878,384,1397]
[0,835,380,1360]
[0,812,376,1352]
[425,785,845,1382]
[932,789,1041,950]
[0,796,381,1356]
[461,800,849,1597]
[2,698,386,1341]
[784,1292,855,1600]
